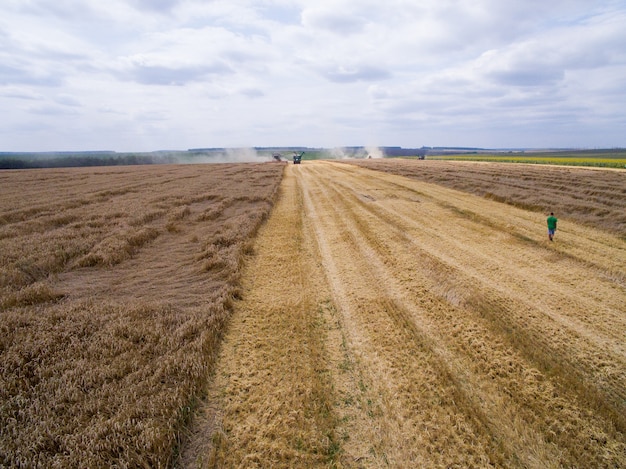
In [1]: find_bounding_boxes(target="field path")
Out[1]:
[182,161,626,468]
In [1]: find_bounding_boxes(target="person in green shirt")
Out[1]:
[547,212,558,241]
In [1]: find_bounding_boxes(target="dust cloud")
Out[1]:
[177,148,272,164]
[329,146,383,159]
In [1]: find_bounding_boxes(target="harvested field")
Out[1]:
[2,159,625,468]
[184,161,626,468]
[0,163,284,467]
[345,158,626,239]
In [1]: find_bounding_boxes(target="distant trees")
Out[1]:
[0,153,175,170]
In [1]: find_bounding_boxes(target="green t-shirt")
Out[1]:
[547,216,558,230]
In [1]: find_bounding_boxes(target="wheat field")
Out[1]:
[347,159,626,239]
[2,159,625,468]
[184,161,625,468]
[0,163,284,467]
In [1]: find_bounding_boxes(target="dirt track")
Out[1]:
[184,161,626,468]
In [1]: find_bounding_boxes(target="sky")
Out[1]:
[1,0,625,152]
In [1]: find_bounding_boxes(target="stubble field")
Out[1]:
[346,158,626,238]
[1,159,625,468]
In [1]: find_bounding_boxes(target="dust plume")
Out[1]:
[365,146,384,158]
[179,148,272,164]
[328,146,384,159]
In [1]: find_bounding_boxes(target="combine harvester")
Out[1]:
[292,152,304,164]
[271,151,304,164]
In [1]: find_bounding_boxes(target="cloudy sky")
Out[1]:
[1,0,625,152]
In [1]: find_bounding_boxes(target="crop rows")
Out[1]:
[347,159,626,238]
[185,161,626,467]
[0,163,284,467]
[2,159,625,467]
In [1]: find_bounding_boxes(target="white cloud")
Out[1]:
[301,4,371,34]
[0,0,624,151]
[0,87,44,101]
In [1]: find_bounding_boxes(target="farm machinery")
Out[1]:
[271,151,304,164]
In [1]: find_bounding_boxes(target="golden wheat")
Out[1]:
[347,159,626,238]
[4,159,625,468]
[184,161,625,468]
[0,162,284,467]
